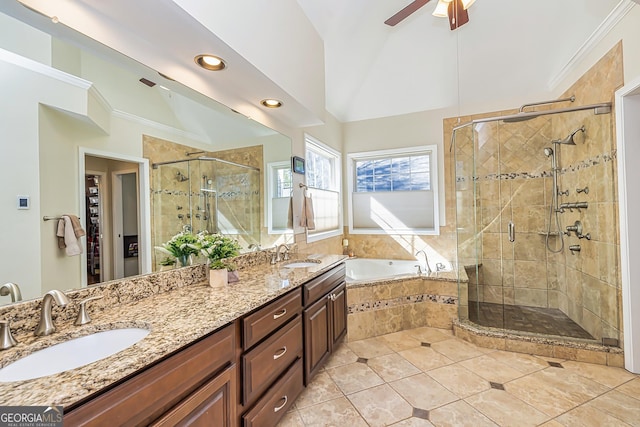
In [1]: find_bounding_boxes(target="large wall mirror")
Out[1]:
[0,8,293,306]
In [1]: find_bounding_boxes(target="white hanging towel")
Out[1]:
[57,215,83,256]
[300,195,316,230]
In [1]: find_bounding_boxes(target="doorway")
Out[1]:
[112,170,140,279]
[616,75,640,373]
[80,148,151,286]
[85,173,104,285]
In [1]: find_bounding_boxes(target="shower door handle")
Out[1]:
[508,221,515,242]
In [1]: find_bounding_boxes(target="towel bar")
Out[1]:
[43,216,81,222]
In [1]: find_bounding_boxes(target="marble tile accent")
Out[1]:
[561,360,637,388]
[426,364,490,398]
[390,373,458,410]
[460,355,526,384]
[429,400,498,427]
[326,362,385,395]
[506,368,609,417]
[346,337,395,359]
[347,383,413,427]
[616,378,640,400]
[294,371,343,409]
[486,350,549,374]
[324,343,360,368]
[464,389,549,426]
[297,396,369,427]
[376,329,423,352]
[398,347,454,372]
[454,320,623,367]
[555,404,631,427]
[367,353,421,382]
[389,418,435,426]
[430,338,488,362]
[588,390,640,425]
[276,410,305,427]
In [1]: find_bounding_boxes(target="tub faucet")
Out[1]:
[35,290,70,336]
[415,250,431,274]
[0,282,22,302]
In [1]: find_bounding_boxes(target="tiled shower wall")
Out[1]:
[143,136,264,268]
[448,42,624,342]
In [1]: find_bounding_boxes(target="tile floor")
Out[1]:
[277,326,640,427]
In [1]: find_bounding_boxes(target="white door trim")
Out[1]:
[616,75,640,373]
[78,148,151,286]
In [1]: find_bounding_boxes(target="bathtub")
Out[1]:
[345,258,451,283]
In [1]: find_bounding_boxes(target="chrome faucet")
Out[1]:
[248,243,262,252]
[415,250,431,274]
[0,320,18,350]
[0,282,22,302]
[275,244,290,262]
[35,290,70,336]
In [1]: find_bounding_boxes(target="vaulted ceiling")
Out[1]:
[5,0,634,127]
[296,0,624,122]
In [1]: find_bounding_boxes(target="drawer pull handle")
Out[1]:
[273,346,287,360]
[273,309,287,320]
[274,395,288,413]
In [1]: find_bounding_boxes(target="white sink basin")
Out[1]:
[283,261,321,268]
[0,328,150,382]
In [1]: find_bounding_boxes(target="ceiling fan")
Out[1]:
[384,0,476,30]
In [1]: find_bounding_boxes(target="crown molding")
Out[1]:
[548,0,636,90]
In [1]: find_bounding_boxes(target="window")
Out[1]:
[348,146,439,235]
[305,135,342,241]
[267,161,292,233]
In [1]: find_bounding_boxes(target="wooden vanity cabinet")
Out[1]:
[303,263,347,384]
[239,287,304,427]
[64,322,237,427]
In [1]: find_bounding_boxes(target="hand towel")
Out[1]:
[57,215,83,256]
[300,195,316,230]
[287,197,293,229]
[68,214,86,238]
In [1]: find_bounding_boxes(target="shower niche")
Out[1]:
[152,157,260,268]
[452,101,620,346]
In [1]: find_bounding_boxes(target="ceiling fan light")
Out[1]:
[432,0,449,17]
[461,0,476,10]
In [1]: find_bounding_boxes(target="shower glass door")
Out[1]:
[456,107,618,345]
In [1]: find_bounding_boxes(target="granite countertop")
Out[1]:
[0,254,346,407]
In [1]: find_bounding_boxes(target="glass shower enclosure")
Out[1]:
[151,157,260,269]
[453,102,620,346]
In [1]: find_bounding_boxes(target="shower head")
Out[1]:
[502,114,540,123]
[543,147,553,157]
[176,171,189,182]
[553,126,586,145]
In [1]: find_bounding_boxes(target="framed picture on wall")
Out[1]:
[292,156,305,174]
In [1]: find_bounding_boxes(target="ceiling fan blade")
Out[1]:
[448,0,469,30]
[384,0,432,26]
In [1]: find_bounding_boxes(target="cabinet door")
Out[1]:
[330,282,347,347]
[151,364,237,427]
[303,295,331,384]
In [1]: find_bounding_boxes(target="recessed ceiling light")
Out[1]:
[260,99,283,108]
[194,54,226,71]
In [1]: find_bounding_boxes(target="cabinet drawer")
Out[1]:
[151,364,236,427]
[242,359,304,427]
[243,288,301,350]
[303,263,346,306]
[242,316,302,405]
[64,323,236,427]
